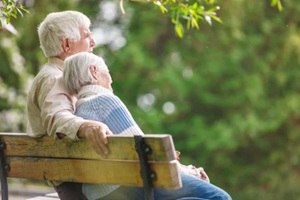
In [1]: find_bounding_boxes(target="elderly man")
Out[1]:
[26,11,112,200]
[62,52,232,200]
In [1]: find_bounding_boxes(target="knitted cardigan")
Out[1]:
[75,85,143,199]
[76,85,144,136]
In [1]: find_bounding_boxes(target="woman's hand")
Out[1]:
[180,164,210,182]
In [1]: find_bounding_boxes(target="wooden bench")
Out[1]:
[0,132,181,200]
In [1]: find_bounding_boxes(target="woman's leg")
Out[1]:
[98,174,231,200]
[153,174,232,200]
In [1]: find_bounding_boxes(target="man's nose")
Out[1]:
[90,37,96,47]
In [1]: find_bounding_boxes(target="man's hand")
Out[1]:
[78,120,113,156]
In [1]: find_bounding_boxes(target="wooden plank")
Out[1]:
[0,133,176,162]
[27,193,59,199]
[45,193,59,197]
[6,157,182,189]
[27,196,59,200]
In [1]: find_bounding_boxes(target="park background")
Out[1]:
[0,0,299,199]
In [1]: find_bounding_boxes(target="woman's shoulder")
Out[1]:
[92,93,124,106]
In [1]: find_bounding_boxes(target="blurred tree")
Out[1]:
[0,0,299,200]
[104,0,299,199]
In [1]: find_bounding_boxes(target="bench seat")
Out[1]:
[0,133,182,200]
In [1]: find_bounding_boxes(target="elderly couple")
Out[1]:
[26,10,232,200]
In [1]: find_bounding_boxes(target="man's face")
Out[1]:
[69,27,95,54]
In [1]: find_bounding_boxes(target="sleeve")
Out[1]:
[99,95,144,136]
[40,76,85,140]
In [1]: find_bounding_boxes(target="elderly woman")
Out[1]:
[63,52,231,200]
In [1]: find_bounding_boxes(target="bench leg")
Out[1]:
[0,140,8,200]
[134,136,156,200]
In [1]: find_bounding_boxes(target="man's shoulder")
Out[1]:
[28,64,63,96]
[36,64,62,78]
[32,65,62,84]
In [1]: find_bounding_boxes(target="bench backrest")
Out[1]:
[0,133,181,190]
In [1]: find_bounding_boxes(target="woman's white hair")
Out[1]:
[38,11,91,58]
[63,52,106,95]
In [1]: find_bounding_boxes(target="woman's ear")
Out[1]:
[89,65,99,80]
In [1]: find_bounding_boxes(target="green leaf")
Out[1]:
[154,1,168,13]
[19,5,30,14]
[210,15,222,23]
[271,0,283,11]
[10,12,17,19]
[175,21,184,38]
[6,16,10,24]
[191,17,199,29]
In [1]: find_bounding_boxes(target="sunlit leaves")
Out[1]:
[0,0,283,38]
[153,0,222,38]
[0,0,29,27]
[271,0,283,11]
[154,0,168,14]
[131,0,282,38]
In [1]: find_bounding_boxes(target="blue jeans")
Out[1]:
[99,174,232,200]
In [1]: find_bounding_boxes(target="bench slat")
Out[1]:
[26,192,59,200]
[7,157,181,189]
[0,133,176,162]
[27,196,59,200]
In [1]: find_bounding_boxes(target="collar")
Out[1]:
[76,85,113,108]
[47,57,64,71]
[77,85,113,99]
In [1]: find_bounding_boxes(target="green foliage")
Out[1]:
[153,0,222,38]
[0,0,297,199]
[136,0,282,37]
[0,0,282,38]
[0,36,28,131]
[0,0,29,26]
[110,0,298,199]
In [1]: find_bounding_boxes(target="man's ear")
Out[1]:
[89,65,99,80]
[61,38,71,53]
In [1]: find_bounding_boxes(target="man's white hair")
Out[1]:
[37,11,91,58]
[63,52,107,95]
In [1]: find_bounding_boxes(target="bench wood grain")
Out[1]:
[0,133,182,200]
